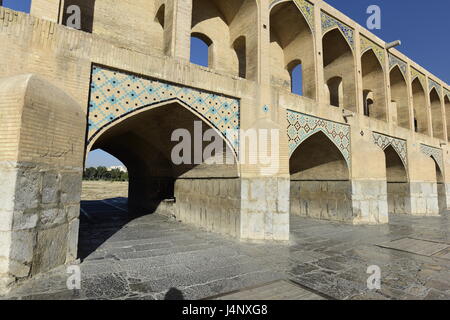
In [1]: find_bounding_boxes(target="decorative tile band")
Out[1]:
[388,53,407,78]
[411,67,426,90]
[321,11,354,49]
[372,132,408,170]
[287,110,351,166]
[428,78,441,96]
[420,144,444,175]
[361,35,385,67]
[269,0,315,33]
[87,65,240,152]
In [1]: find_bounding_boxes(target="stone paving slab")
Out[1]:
[378,238,450,257]
[210,280,327,300]
[2,199,450,300]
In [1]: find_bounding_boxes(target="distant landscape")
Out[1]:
[83,166,128,181]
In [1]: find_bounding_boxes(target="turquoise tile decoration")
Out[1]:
[287,109,351,166]
[88,65,240,154]
[420,144,444,174]
[372,132,408,170]
[388,53,407,78]
[321,11,354,49]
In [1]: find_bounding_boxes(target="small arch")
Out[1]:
[290,131,351,221]
[384,145,408,214]
[323,28,356,112]
[361,49,386,120]
[155,4,165,29]
[390,65,410,129]
[412,78,428,135]
[232,36,247,78]
[190,32,213,68]
[270,1,315,99]
[287,60,302,95]
[327,76,343,108]
[430,88,444,140]
[363,90,374,117]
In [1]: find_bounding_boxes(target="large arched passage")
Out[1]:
[430,89,444,140]
[290,131,352,222]
[269,1,315,99]
[361,49,386,120]
[191,0,258,79]
[84,102,240,247]
[323,28,356,111]
[390,66,410,129]
[432,158,446,213]
[384,146,408,214]
[412,78,428,135]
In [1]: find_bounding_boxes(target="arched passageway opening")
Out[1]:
[82,102,239,259]
[288,60,303,95]
[269,1,315,98]
[290,131,351,222]
[384,146,408,214]
[432,159,446,213]
[323,29,356,111]
[361,49,386,120]
[191,0,258,79]
[412,78,428,135]
[430,89,444,140]
[390,66,410,129]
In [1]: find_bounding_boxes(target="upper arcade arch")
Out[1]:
[389,65,410,129]
[361,49,387,121]
[269,1,316,99]
[430,88,444,140]
[322,28,356,112]
[191,0,258,80]
[412,78,428,135]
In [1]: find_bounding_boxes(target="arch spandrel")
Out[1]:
[361,36,385,68]
[287,110,351,166]
[388,54,408,78]
[269,0,315,34]
[420,144,444,175]
[372,132,408,172]
[87,65,240,154]
[321,12,355,50]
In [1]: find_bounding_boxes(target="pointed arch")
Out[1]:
[290,131,351,221]
[270,1,316,99]
[323,28,356,112]
[445,95,450,141]
[430,88,444,140]
[390,65,410,129]
[384,145,408,214]
[361,49,386,120]
[412,78,428,135]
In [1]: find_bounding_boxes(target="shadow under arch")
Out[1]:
[383,145,409,214]
[429,154,446,213]
[289,131,352,222]
[80,101,241,260]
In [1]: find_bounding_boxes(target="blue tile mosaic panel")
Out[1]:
[87,65,240,152]
[388,53,407,78]
[361,36,385,67]
[420,144,444,174]
[372,132,408,170]
[428,78,441,96]
[321,11,354,49]
[411,68,426,90]
[287,110,351,166]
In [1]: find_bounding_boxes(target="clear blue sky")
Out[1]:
[4,1,448,166]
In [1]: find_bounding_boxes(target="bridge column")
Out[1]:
[406,146,439,216]
[0,74,85,293]
[350,127,389,224]
[164,0,192,60]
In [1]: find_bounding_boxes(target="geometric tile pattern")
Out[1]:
[372,132,408,170]
[321,11,354,49]
[361,35,385,66]
[287,109,351,166]
[428,78,441,96]
[420,144,444,174]
[87,65,240,152]
[269,0,315,33]
[411,67,426,90]
[388,53,407,78]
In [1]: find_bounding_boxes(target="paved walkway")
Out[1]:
[3,199,450,300]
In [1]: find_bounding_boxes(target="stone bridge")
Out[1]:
[0,0,449,293]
